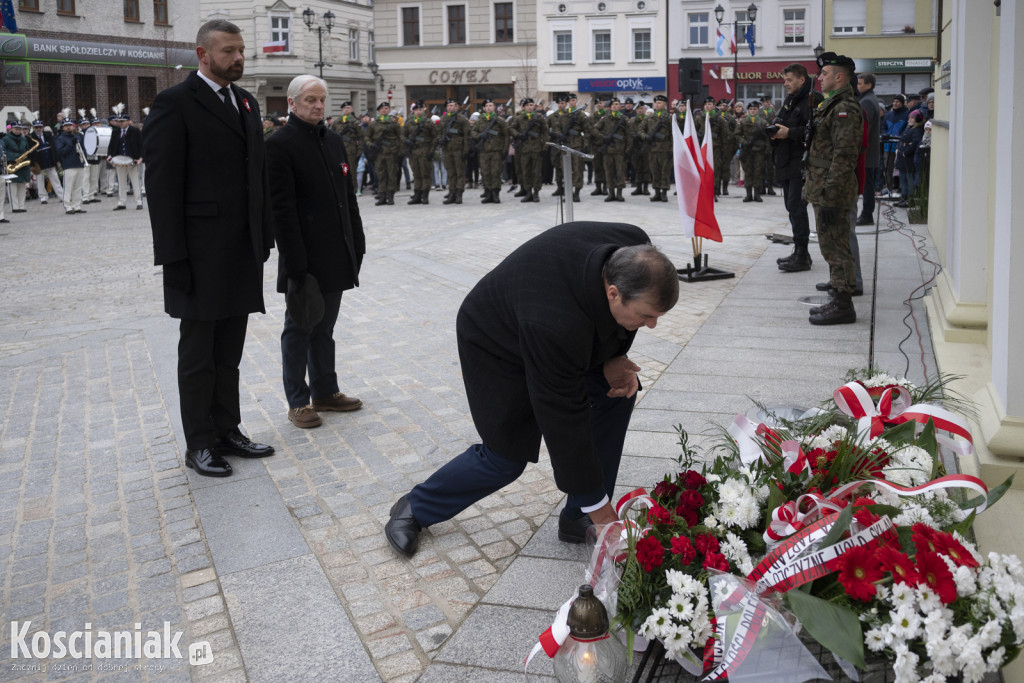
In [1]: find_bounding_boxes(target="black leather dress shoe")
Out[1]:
[185,448,232,477]
[385,495,422,558]
[216,432,275,458]
[557,513,595,544]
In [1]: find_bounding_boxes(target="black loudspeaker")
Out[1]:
[678,58,704,97]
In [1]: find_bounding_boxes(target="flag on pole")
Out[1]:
[715,28,726,57]
[673,101,722,242]
[262,40,287,53]
[744,23,756,56]
[0,0,19,33]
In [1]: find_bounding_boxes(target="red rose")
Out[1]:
[682,471,707,490]
[695,534,720,555]
[675,506,698,528]
[670,535,696,564]
[702,551,729,571]
[647,505,671,526]
[680,489,705,510]
[635,536,665,572]
[652,480,680,502]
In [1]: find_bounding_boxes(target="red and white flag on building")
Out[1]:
[262,41,287,53]
[673,101,722,242]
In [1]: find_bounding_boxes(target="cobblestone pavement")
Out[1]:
[0,183,786,681]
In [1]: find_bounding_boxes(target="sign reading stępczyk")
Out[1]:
[577,77,667,93]
[0,34,197,68]
[854,57,934,74]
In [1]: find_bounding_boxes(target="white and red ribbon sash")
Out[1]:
[525,595,573,674]
[728,414,764,466]
[827,473,989,520]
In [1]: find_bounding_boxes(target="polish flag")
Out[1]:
[262,41,287,53]
[673,101,722,241]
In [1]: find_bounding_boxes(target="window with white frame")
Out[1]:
[447,4,467,44]
[401,6,420,46]
[881,0,916,33]
[833,0,865,34]
[554,30,573,63]
[368,31,375,61]
[632,28,651,60]
[349,28,360,60]
[270,14,291,52]
[736,9,755,43]
[688,12,709,46]
[593,30,611,62]
[783,9,806,43]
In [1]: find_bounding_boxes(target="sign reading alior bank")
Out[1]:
[0,33,198,68]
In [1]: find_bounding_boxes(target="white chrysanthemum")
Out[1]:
[889,605,922,641]
[640,607,673,640]
[986,646,1007,673]
[665,569,686,594]
[865,628,887,652]
[890,582,917,611]
[892,643,920,682]
[957,638,986,683]
[951,565,978,598]
[801,424,849,451]
[894,503,935,528]
[859,372,916,391]
[662,623,695,658]
[1010,604,1024,642]
[883,444,934,486]
[917,584,942,614]
[702,515,720,530]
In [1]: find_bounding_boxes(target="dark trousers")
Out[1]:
[281,290,343,409]
[782,176,810,248]
[178,315,248,449]
[859,166,877,219]
[407,369,636,527]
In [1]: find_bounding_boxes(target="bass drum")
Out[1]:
[84,125,112,157]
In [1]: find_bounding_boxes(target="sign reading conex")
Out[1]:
[577,77,667,92]
[428,69,492,84]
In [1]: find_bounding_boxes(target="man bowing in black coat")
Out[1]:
[386,222,679,557]
[144,19,276,477]
[265,75,366,430]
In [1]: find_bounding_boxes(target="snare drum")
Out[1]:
[110,155,134,167]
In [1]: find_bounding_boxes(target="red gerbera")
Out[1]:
[647,505,672,526]
[682,471,707,490]
[912,523,943,555]
[652,480,680,502]
[932,531,980,568]
[836,544,884,602]
[877,545,919,584]
[680,489,705,510]
[853,505,881,528]
[635,535,665,573]
[694,534,720,555]
[702,551,730,571]
[675,506,698,528]
[916,550,958,604]
[670,535,696,564]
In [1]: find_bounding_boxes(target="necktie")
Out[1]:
[121,129,126,154]
[219,86,236,112]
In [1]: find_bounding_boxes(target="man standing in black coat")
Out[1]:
[144,19,275,477]
[266,75,366,429]
[385,223,679,558]
[855,73,881,226]
[773,63,823,272]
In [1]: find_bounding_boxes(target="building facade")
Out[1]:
[370,0,536,116]
[1,0,199,126]
[671,0,823,107]
[824,0,937,98]
[200,0,375,118]
[536,0,666,107]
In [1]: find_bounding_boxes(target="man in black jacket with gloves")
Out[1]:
[772,63,823,273]
[385,222,679,558]
[265,75,366,429]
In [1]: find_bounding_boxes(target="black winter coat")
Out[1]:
[456,222,649,496]
[266,114,365,294]
[858,89,881,168]
[144,72,273,320]
[111,125,143,160]
[773,78,821,180]
[55,131,86,169]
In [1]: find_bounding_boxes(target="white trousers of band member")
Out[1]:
[1,182,6,219]
[9,181,27,210]
[115,164,142,207]
[39,166,63,202]
[105,165,116,195]
[85,162,102,201]
[62,168,85,212]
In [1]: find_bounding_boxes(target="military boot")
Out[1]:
[767,185,777,196]
[722,181,729,196]
[778,245,812,272]
[809,291,856,325]
[407,190,423,205]
[443,190,457,205]
[552,184,564,197]
[743,186,754,202]
[650,188,661,202]
[617,187,626,202]
[421,189,430,205]
[387,193,395,205]
[521,188,534,203]
[455,190,463,204]
[573,188,580,203]
[375,193,387,206]
[630,183,644,196]
[513,185,527,197]
[530,188,540,202]
[777,247,799,265]
[493,189,500,204]
[661,188,669,203]
[604,188,617,202]
[591,182,604,196]
[644,183,652,195]
[754,188,763,202]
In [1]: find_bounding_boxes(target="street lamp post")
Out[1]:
[302,7,336,80]
[714,3,757,104]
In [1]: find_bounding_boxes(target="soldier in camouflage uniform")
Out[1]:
[438,99,471,205]
[803,52,864,326]
[471,99,510,204]
[366,102,403,205]
[547,95,572,197]
[548,93,587,202]
[717,99,736,195]
[629,102,651,196]
[702,96,728,200]
[760,96,778,195]
[674,97,704,140]
[737,101,769,202]
[589,97,608,196]
[403,101,437,204]
[594,98,631,202]
[641,95,673,203]
[330,102,364,192]
[508,97,548,203]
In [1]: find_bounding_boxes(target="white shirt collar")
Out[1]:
[197,71,236,107]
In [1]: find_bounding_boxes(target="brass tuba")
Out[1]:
[5,137,39,174]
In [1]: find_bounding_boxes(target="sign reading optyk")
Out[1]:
[577,77,666,92]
